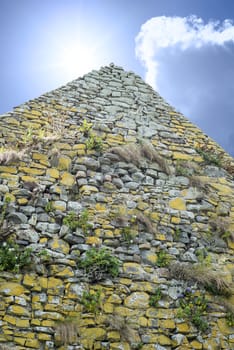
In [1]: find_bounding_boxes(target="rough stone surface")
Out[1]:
[0,63,233,350]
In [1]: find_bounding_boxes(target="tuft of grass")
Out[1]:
[79,118,93,136]
[140,142,171,175]
[109,144,142,167]
[85,133,103,152]
[0,149,26,165]
[188,176,207,190]
[109,142,171,174]
[169,262,233,297]
[209,216,233,241]
[105,314,136,343]
[136,212,155,234]
[120,226,135,245]
[55,318,78,345]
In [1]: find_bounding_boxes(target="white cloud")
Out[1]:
[135,15,234,88]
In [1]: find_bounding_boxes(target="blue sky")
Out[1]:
[1,0,234,156]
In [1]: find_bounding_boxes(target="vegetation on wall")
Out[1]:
[78,247,120,282]
[0,240,32,273]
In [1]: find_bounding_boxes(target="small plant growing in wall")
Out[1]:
[156,250,171,267]
[177,288,209,332]
[195,147,222,167]
[120,226,135,245]
[80,289,101,314]
[149,287,162,307]
[226,311,234,327]
[175,161,191,177]
[85,133,103,152]
[63,210,92,234]
[0,195,11,228]
[45,201,55,213]
[0,240,32,273]
[79,118,93,136]
[78,247,120,282]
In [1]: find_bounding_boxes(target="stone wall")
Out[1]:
[0,64,233,349]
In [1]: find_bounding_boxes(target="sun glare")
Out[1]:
[55,41,99,80]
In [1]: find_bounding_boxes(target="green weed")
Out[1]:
[177,288,209,332]
[78,247,120,282]
[0,240,32,273]
[80,289,101,314]
[149,288,162,307]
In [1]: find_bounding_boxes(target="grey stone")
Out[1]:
[125,182,139,190]
[138,126,157,137]
[154,345,168,350]
[0,185,9,194]
[122,175,132,182]
[132,172,145,182]
[38,213,50,222]
[204,166,227,177]
[28,213,37,226]
[13,189,32,198]
[142,176,154,185]
[47,223,61,233]
[77,178,88,187]
[182,250,198,262]
[8,212,28,224]
[171,334,185,345]
[17,228,39,243]
[112,178,124,188]
[67,201,82,212]
[36,222,49,232]
[21,206,35,215]
[82,158,100,170]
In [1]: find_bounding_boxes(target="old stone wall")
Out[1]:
[0,64,233,349]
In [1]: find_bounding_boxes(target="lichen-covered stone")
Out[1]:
[169,198,186,210]
[124,292,149,308]
[0,63,233,350]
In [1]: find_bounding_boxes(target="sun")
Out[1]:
[55,40,100,81]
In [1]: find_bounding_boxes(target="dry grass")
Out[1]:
[109,141,171,175]
[109,144,142,167]
[209,216,233,241]
[105,314,135,343]
[44,110,67,136]
[0,149,26,165]
[136,212,155,234]
[189,176,208,190]
[140,142,171,175]
[55,320,78,345]
[169,262,233,297]
[217,298,234,315]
